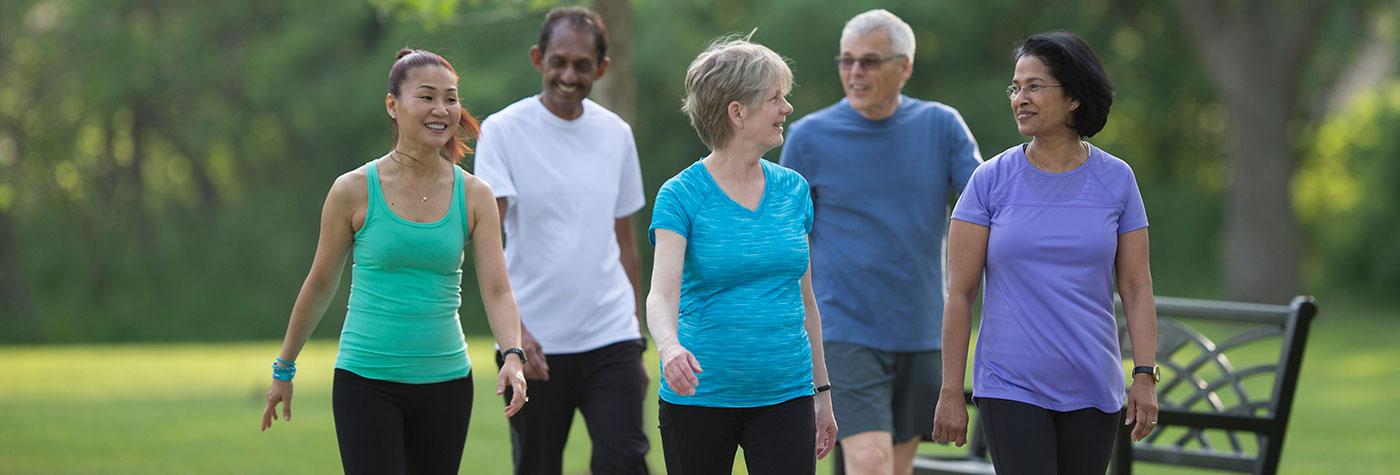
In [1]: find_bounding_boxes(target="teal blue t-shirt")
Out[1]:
[648,159,815,408]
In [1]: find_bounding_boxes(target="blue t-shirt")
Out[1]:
[952,143,1149,413]
[780,96,982,352]
[648,159,815,408]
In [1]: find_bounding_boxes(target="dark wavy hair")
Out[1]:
[1013,32,1114,137]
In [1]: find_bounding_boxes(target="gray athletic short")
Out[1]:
[825,341,942,443]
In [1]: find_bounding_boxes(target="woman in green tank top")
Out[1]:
[259,49,529,474]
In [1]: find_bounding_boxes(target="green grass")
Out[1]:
[1,304,1397,474]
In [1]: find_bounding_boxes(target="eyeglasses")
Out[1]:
[835,55,905,71]
[1006,83,1062,99]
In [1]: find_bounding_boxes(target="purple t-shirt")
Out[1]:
[951,143,1148,412]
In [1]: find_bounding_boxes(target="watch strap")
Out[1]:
[1132,365,1160,383]
[502,347,528,365]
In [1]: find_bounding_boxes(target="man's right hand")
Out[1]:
[520,325,550,381]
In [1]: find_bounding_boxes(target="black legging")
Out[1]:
[332,369,473,475]
[659,396,815,474]
[976,397,1121,475]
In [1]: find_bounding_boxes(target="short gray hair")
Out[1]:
[841,9,915,61]
[681,36,794,150]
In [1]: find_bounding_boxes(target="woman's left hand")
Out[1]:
[814,392,838,459]
[497,357,528,417]
[1125,377,1158,441]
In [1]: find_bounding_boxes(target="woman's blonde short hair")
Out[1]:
[681,36,793,150]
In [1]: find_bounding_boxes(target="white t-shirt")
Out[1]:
[474,96,645,354]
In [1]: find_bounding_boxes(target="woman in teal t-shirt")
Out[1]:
[259,49,528,474]
[647,37,838,474]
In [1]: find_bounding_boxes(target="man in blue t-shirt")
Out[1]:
[780,9,982,475]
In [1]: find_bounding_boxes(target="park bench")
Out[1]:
[835,295,1319,475]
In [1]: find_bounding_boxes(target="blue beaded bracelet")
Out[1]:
[272,358,297,381]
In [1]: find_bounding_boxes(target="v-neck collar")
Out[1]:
[696,159,769,214]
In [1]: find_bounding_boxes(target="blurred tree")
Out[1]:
[1,0,1396,342]
[1173,0,1382,301]
[1297,81,1400,301]
[593,0,637,123]
[0,2,33,328]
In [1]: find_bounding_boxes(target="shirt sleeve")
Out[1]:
[1118,164,1149,234]
[944,109,983,193]
[649,176,693,244]
[472,118,516,199]
[951,163,993,227]
[797,174,814,234]
[615,127,646,218]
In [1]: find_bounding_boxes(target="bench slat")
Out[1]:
[1158,409,1275,433]
[1115,295,1293,324]
[1133,446,1258,472]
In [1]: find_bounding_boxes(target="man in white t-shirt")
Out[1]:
[473,6,649,474]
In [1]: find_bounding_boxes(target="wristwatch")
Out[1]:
[1132,365,1160,383]
[502,347,528,365]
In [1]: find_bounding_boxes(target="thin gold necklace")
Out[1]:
[1027,140,1089,172]
[389,150,440,202]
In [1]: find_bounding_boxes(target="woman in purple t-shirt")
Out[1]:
[931,32,1160,474]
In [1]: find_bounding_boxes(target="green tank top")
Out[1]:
[335,161,472,384]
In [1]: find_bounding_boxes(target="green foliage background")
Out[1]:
[0,0,1396,342]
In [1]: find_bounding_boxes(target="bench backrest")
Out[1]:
[1111,295,1318,474]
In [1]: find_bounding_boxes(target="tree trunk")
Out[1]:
[0,211,33,326]
[125,100,166,284]
[592,0,635,124]
[1220,92,1302,302]
[0,117,34,332]
[1174,0,1327,301]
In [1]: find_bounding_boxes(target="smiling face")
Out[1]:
[531,24,608,120]
[838,30,911,120]
[1011,54,1078,138]
[732,83,794,152]
[386,65,461,151]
